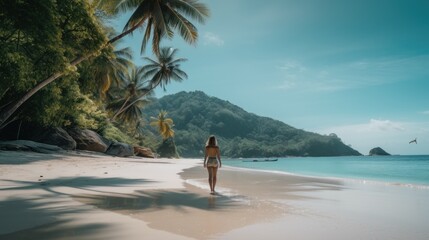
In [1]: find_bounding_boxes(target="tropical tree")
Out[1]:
[90,45,134,98]
[150,110,175,140]
[0,0,209,129]
[107,66,152,124]
[0,0,106,128]
[112,47,187,118]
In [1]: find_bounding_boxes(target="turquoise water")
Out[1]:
[223,155,429,186]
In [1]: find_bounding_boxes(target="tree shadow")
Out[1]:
[0,151,68,164]
[74,189,239,213]
[0,150,141,165]
[0,176,154,195]
[0,196,110,239]
[0,176,156,238]
[0,220,109,240]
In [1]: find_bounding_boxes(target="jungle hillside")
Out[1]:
[141,91,362,158]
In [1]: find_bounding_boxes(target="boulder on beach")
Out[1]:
[0,122,76,150]
[134,146,155,158]
[105,142,134,157]
[37,127,76,150]
[0,140,63,153]
[369,147,390,156]
[68,128,108,153]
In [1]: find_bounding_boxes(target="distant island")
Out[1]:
[369,147,390,156]
[142,91,362,158]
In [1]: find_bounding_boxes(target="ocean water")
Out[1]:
[223,155,429,186]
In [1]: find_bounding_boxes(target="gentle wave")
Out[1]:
[222,165,429,190]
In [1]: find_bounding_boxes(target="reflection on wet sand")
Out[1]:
[73,184,289,239]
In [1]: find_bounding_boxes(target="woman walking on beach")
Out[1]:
[204,135,222,194]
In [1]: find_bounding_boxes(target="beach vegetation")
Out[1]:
[107,65,152,123]
[0,0,106,128]
[0,0,209,130]
[150,110,178,158]
[110,47,188,120]
[87,43,134,99]
[0,0,209,159]
[150,110,175,140]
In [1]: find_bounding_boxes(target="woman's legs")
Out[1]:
[212,167,218,192]
[207,167,218,193]
[207,167,214,192]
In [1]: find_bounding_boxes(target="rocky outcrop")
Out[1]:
[0,140,63,153]
[36,127,76,150]
[156,138,179,158]
[105,142,134,157]
[134,146,155,158]
[1,122,155,158]
[67,128,108,153]
[0,122,76,150]
[369,147,390,156]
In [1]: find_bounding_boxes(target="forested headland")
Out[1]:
[142,91,362,158]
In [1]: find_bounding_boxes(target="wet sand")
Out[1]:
[1,151,429,240]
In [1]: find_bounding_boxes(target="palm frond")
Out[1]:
[165,6,198,44]
[140,17,153,54]
[169,0,210,23]
[123,3,149,32]
[115,0,144,14]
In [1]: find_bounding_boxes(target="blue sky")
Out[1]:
[111,0,429,155]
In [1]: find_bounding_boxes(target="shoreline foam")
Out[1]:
[221,165,429,189]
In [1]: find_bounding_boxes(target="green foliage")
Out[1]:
[99,122,135,145]
[142,91,362,158]
[0,0,106,127]
[150,110,175,140]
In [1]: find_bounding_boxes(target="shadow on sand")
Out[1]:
[0,195,109,240]
[0,176,155,239]
[74,188,238,212]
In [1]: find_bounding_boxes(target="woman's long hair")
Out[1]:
[205,135,218,147]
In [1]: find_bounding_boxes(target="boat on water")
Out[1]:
[242,159,278,162]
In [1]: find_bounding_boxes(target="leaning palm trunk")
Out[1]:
[111,95,132,120]
[0,21,145,130]
[111,85,156,121]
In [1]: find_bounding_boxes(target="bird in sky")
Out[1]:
[409,138,417,144]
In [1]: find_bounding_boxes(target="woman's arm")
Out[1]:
[203,148,208,168]
[217,148,221,168]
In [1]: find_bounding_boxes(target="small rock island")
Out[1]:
[369,147,390,156]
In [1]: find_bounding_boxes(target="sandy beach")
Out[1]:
[1,151,429,240]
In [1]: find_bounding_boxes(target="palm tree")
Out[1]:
[0,0,209,129]
[99,0,209,55]
[150,110,175,140]
[91,45,134,98]
[112,47,187,118]
[142,47,188,90]
[107,66,152,124]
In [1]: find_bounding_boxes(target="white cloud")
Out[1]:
[317,119,429,155]
[278,61,306,72]
[366,119,405,131]
[276,55,429,93]
[203,32,224,46]
[421,110,429,115]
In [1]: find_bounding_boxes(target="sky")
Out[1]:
[111,0,429,155]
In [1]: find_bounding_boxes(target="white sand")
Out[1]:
[1,151,429,240]
[0,151,197,240]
